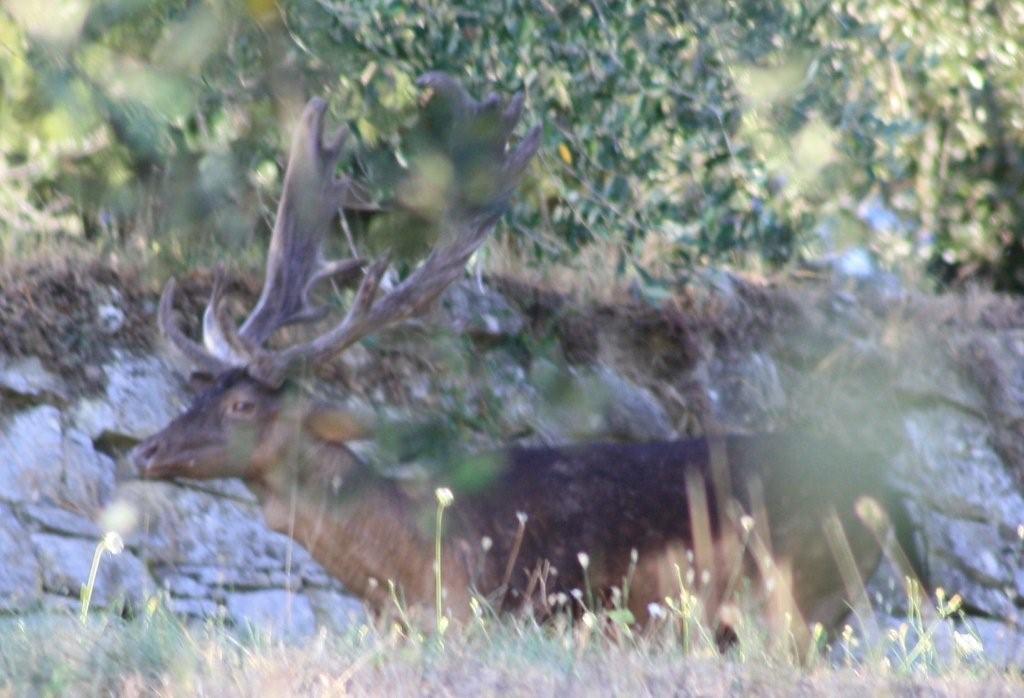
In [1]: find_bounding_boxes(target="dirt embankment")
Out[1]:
[5,255,1024,439]
[0,258,793,415]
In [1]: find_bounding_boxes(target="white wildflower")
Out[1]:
[435,487,454,507]
[953,631,984,657]
[647,602,667,620]
[101,532,124,555]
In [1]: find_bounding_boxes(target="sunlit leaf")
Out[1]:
[152,5,227,73]
[6,0,88,44]
[79,44,195,121]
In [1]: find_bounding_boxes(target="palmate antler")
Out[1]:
[160,74,540,385]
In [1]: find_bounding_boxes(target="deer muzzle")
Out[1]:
[130,432,213,480]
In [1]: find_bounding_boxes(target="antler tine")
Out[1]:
[201,266,254,366]
[498,125,542,198]
[246,75,540,387]
[501,92,525,137]
[244,256,389,388]
[233,97,374,349]
[154,97,372,379]
[415,72,476,113]
[157,279,233,375]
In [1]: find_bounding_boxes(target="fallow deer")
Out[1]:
[132,74,921,637]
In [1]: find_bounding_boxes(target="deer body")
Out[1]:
[136,366,897,630]
[249,429,892,629]
[132,75,918,635]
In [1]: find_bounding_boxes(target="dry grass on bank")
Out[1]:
[0,589,1020,698]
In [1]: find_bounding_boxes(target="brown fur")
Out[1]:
[135,375,913,633]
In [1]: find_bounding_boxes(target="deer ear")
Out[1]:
[305,405,375,444]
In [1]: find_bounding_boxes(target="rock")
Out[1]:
[443,280,525,339]
[61,428,117,511]
[0,405,65,504]
[0,405,117,510]
[903,409,1024,526]
[522,359,601,444]
[169,596,220,619]
[900,408,1024,618]
[307,589,367,633]
[0,505,43,611]
[97,304,125,334]
[119,482,269,571]
[195,566,272,589]
[181,477,258,503]
[863,556,911,618]
[123,482,337,596]
[593,366,676,441]
[927,515,1018,619]
[956,331,1024,473]
[157,572,208,599]
[31,533,153,608]
[706,351,786,429]
[0,404,119,514]
[226,590,317,639]
[964,617,1024,667]
[958,331,1024,426]
[892,335,985,416]
[472,352,540,439]
[869,613,1024,668]
[22,504,102,538]
[71,353,185,442]
[41,594,80,613]
[0,356,66,401]
[523,362,676,444]
[298,561,338,589]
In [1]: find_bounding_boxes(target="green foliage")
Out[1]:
[2,1,1023,289]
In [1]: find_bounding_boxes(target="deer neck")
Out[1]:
[246,434,471,621]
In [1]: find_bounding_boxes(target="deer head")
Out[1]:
[132,74,540,485]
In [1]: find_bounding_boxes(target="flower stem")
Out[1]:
[80,542,106,624]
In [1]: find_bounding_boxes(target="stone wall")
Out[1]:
[1,269,1023,660]
[0,351,362,637]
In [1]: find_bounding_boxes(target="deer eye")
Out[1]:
[228,400,256,416]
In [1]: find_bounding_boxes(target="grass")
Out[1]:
[2,533,1021,698]
[0,597,1019,697]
